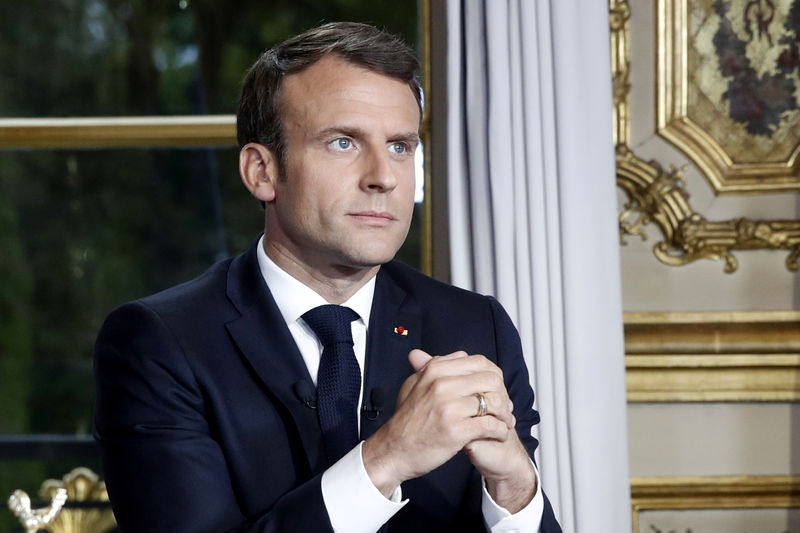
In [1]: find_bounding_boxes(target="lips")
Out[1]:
[348,211,396,226]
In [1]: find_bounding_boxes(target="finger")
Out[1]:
[481,392,515,427]
[421,353,503,380]
[463,413,512,442]
[408,349,470,373]
[396,371,421,404]
[408,349,433,371]
[423,371,509,403]
[459,392,515,429]
[399,351,475,404]
[437,350,470,361]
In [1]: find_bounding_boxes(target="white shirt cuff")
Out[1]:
[481,460,544,533]
[321,441,407,533]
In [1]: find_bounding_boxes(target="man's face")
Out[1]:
[264,54,420,277]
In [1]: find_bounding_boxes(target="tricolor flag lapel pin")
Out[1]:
[393,326,408,336]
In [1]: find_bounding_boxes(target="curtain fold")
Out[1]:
[445,1,631,531]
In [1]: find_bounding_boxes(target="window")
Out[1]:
[0,2,425,528]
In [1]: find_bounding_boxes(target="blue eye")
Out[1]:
[330,138,353,151]
[389,142,407,154]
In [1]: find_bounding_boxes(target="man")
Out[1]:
[94,22,561,532]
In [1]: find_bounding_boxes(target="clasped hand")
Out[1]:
[362,349,536,512]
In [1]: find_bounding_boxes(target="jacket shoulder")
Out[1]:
[105,256,238,332]
[381,260,489,306]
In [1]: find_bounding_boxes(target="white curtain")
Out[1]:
[445,1,631,531]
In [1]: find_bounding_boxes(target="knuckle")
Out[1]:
[471,353,488,365]
[419,361,435,378]
[479,372,501,392]
[484,416,501,434]
[439,402,456,420]
[493,417,511,437]
[487,393,501,411]
[443,422,461,442]
[490,371,504,387]
[488,373,507,394]
[429,378,448,397]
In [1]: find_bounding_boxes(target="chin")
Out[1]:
[341,247,400,269]
[330,234,407,269]
[347,255,395,269]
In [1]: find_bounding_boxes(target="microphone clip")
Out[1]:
[293,380,317,409]
[362,387,385,421]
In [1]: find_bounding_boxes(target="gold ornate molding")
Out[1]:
[421,0,433,276]
[610,0,631,147]
[611,0,800,273]
[625,311,800,402]
[630,475,800,533]
[0,116,236,148]
[38,467,116,533]
[658,0,800,194]
[8,488,66,533]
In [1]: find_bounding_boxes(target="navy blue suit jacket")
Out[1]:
[94,242,561,532]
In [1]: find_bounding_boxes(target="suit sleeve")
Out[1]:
[488,296,562,533]
[93,301,333,533]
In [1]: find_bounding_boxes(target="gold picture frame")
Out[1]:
[631,475,800,533]
[659,0,800,193]
[611,0,800,272]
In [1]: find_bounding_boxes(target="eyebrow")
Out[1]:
[389,132,422,147]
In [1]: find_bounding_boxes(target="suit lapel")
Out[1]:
[360,266,421,441]
[223,247,422,467]
[224,244,326,474]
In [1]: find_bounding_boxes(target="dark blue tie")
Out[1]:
[302,305,361,466]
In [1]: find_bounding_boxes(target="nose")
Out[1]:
[360,148,398,193]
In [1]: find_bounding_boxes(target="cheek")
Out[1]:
[294,166,344,203]
[397,174,417,210]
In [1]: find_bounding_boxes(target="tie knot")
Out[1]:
[302,305,359,346]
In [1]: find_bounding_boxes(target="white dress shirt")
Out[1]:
[256,237,542,532]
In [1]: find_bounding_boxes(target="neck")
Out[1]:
[264,240,379,304]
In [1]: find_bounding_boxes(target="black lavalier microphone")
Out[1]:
[362,387,385,420]
[293,380,317,409]
[296,382,383,417]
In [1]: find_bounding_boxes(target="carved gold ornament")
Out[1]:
[35,467,116,533]
[611,0,800,272]
[8,488,67,533]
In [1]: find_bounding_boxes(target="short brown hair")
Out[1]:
[236,22,422,175]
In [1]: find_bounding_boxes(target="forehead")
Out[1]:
[279,55,421,130]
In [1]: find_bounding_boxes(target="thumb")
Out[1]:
[408,348,433,371]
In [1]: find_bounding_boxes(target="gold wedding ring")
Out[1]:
[474,393,488,417]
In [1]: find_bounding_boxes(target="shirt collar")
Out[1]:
[256,235,376,327]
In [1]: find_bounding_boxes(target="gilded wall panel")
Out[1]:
[625,311,800,401]
[612,0,800,273]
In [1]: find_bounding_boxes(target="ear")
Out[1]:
[239,142,279,203]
